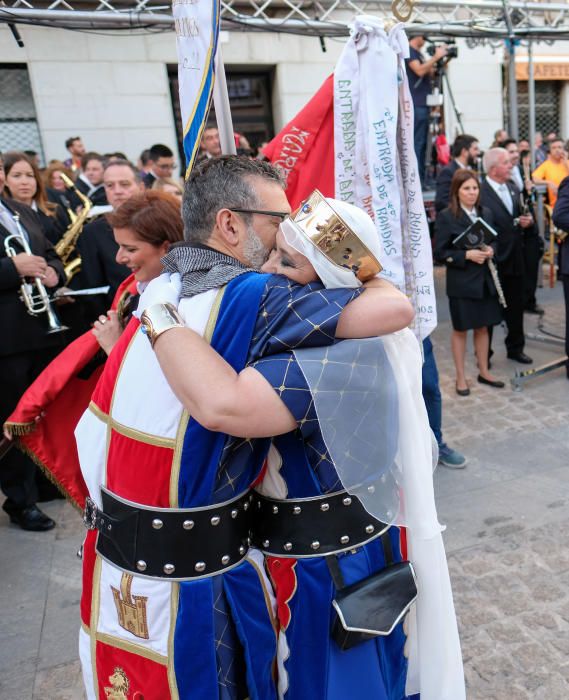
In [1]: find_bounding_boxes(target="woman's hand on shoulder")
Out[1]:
[92,310,122,355]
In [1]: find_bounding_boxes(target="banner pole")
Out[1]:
[213,48,237,155]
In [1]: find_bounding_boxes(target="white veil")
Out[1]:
[289,198,465,700]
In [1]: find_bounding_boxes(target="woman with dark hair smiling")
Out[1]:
[435,169,504,394]
[3,151,68,244]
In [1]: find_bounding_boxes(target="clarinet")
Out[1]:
[484,250,508,309]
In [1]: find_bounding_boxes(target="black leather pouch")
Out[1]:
[329,531,417,651]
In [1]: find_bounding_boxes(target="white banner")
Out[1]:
[173,0,220,173]
[334,18,437,339]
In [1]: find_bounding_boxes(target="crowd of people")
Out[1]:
[427,128,569,396]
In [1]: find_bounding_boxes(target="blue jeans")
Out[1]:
[413,105,430,185]
[421,336,443,446]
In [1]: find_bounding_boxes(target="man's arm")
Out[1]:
[407,46,447,78]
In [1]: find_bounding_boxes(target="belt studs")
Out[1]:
[152,518,163,530]
[210,516,220,526]
[243,502,250,511]
[262,539,270,548]
[342,497,352,506]
[320,503,329,512]
[365,524,375,534]
[284,542,293,551]
[231,509,238,519]
[340,535,350,545]
[163,563,175,575]
[239,545,246,555]
[182,519,194,530]
[311,540,320,550]
[194,562,206,573]
[293,506,301,515]
[221,555,231,565]
[272,505,279,514]
[136,560,147,572]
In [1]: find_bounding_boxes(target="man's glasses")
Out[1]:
[229,208,289,220]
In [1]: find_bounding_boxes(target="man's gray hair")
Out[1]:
[182,155,285,244]
[483,147,508,174]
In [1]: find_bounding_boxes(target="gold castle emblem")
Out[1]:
[104,666,129,700]
[111,573,149,639]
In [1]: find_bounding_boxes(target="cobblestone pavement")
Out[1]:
[0,270,567,699]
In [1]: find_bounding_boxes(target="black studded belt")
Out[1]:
[86,487,252,581]
[250,490,389,558]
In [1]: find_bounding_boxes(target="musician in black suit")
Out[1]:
[435,169,504,394]
[72,160,142,328]
[0,155,67,531]
[480,148,534,364]
[75,152,108,207]
[551,175,569,377]
[142,144,176,189]
[505,141,544,314]
[435,134,480,213]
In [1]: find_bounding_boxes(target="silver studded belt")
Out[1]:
[249,490,389,558]
[86,487,253,581]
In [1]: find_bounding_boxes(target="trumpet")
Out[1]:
[4,215,68,334]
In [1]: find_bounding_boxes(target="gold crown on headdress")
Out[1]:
[291,190,382,282]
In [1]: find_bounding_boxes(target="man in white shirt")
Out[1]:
[480,148,534,364]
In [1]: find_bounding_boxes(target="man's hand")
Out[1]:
[518,214,534,229]
[433,45,448,61]
[134,272,182,319]
[43,266,59,288]
[10,253,48,278]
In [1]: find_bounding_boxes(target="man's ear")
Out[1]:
[215,208,241,247]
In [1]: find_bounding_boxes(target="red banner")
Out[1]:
[5,275,137,510]
[263,75,334,210]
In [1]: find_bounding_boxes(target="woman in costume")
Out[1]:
[4,190,183,507]
[139,193,465,700]
[435,169,504,395]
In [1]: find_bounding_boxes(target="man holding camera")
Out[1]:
[405,36,448,184]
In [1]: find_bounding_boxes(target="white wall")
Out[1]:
[0,25,179,163]
[445,41,504,149]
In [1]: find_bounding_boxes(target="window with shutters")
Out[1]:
[0,64,44,162]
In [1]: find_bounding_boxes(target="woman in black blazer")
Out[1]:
[435,169,504,395]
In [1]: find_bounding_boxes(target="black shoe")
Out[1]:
[524,305,545,315]
[507,352,533,364]
[456,384,471,396]
[7,505,55,532]
[477,374,505,388]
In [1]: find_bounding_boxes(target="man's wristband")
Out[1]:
[140,303,185,348]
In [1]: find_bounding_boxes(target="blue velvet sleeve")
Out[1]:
[248,275,363,360]
[251,353,317,441]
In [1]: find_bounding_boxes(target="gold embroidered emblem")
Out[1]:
[111,573,150,639]
[104,666,129,699]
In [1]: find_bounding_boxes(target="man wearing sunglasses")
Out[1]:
[76,155,413,699]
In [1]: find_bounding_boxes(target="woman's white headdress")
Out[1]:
[281,190,383,289]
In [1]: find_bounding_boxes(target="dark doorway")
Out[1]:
[168,64,275,167]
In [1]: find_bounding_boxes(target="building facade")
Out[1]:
[1,24,569,168]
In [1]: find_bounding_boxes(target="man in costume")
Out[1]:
[76,156,415,699]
